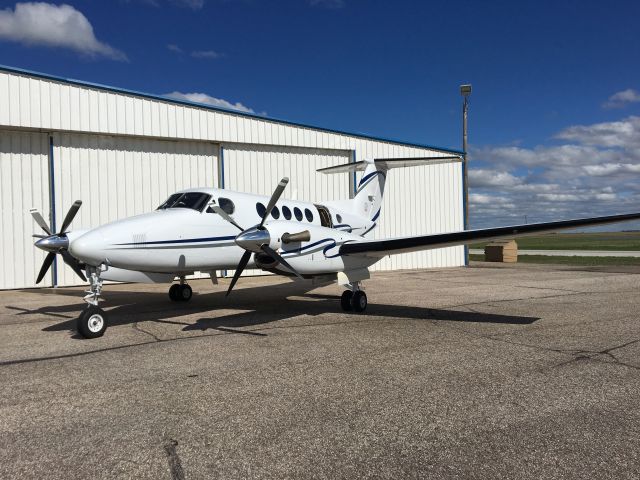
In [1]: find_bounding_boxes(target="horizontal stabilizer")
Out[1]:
[317,155,462,174]
[340,212,640,257]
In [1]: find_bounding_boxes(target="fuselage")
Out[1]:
[68,187,378,276]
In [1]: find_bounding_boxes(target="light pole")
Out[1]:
[460,84,472,265]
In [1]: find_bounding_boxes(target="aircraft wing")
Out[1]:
[339,212,640,257]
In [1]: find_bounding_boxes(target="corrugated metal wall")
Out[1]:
[223,144,350,203]
[0,130,51,289]
[0,68,464,289]
[52,133,218,286]
[366,162,464,271]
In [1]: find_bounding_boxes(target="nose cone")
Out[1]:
[35,235,69,252]
[68,230,107,266]
[235,227,270,252]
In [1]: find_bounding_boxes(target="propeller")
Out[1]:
[212,177,306,296]
[30,201,87,283]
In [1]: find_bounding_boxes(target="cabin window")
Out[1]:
[271,206,280,219]
[294,207,303,221]
[218,197,235,214]
[282,205,292,220]
[336,214,343,223]
[256,202,266,217]
[304,208,314,223]
[157,192,210,212]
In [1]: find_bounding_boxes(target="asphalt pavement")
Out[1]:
[1,262,639,479]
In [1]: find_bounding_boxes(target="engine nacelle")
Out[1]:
[254,251,279,269]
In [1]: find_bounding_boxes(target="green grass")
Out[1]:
[469,254,640,266]
[470,232,640,251]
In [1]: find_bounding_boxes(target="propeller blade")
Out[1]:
[30,209,52,235]
[32,234,47,239]
[259,177,289,229]
[60,250,87,282]
[58,200,82,234]
[211,205,244,231]
[36,252,56,284]
[226,250,252,297]
[260,245,303,279]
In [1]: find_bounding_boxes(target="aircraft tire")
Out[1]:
[169,284,181,301]
[351,291,367,313]
[340,290,353,311]
[77,306,108,339]
[178,284,193,302]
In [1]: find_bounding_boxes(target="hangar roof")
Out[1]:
[0,64,463,155]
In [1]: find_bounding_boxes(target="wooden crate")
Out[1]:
[484,240,518,263]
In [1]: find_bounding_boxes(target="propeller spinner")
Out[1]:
[213,177,305,296]
[30,201,87,283]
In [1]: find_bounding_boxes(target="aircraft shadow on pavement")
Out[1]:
[8,281,539,338]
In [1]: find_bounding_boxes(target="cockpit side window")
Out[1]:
[157,193,182,210]
[157,192,211,212]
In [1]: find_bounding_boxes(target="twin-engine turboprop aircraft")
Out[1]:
[30,156,640,338]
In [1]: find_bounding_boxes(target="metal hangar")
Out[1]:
[0,65,464,289]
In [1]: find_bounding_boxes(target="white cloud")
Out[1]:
[603,89,640,109]
[555,116,640,148]
[469,115,640,228]
[191,50,221,59]
[0,2,127,61]
[469,169,522,188]
[582,163,640,176]
[164,91,255,113]
[167,43,182,53]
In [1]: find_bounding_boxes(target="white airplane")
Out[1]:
[30,156,640,339]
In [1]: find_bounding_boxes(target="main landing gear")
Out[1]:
[169,277,193,302]
[77,267,108,338]
[340,282,367,313]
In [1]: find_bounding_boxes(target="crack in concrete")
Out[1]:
[438,309,640,373]
[133,322,161,342]
[163,439,185,480]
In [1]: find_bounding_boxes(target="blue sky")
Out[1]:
[1,0,639,228]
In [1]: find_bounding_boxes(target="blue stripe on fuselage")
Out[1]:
[116,235,236,246]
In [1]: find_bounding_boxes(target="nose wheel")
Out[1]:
[77,306,108,338]
[169,283,192,302]
[340,286,367,313]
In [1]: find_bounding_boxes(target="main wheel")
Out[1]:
[77,306,108,339]
[340,290,353,311]
[178,284,193,302]
[351,291,367,313]
[169,284,181,301]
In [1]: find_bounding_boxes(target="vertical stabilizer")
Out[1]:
[352,160,386,223]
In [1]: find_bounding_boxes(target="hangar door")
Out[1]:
[0,130,51,289]
[222,144,351,276]
[52,133,219,286]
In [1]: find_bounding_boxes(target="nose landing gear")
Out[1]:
[77,267,108,338]
[340,282,367,313]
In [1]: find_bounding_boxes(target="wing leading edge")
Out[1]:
[339,212,640,257]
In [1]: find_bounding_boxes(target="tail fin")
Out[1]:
[318,155,462,224]
[353,160,386,222]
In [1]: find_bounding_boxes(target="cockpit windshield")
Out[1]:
[157,192,211,211]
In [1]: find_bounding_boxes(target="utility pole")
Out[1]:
[460,84,472,265]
